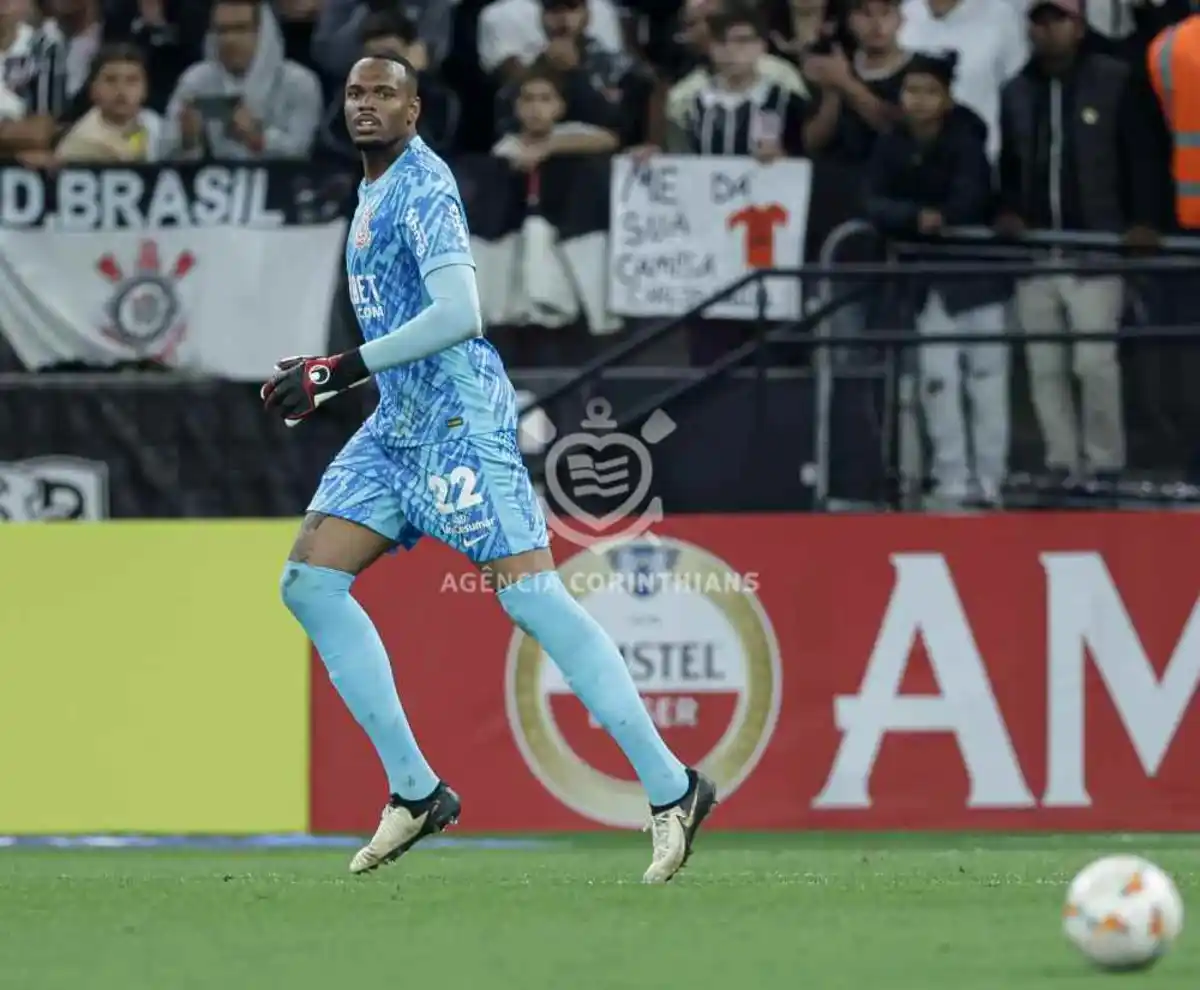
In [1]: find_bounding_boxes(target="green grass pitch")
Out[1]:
[0,833,1195,989]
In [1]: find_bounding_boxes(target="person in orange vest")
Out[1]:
[1149,15,1200,230]
[1148,16,1200,481]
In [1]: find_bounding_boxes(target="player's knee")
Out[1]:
[495,569,569,627]
[280,562,353,620]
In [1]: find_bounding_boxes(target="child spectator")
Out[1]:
[669,3,812,160]
[492,63,617,170]
[57,42,163,161]
[866,51,1010,506]
[496,0,653,146]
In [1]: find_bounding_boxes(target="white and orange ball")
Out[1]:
[1063,855,1184,971]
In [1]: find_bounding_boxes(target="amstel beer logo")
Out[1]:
[505,537,782,827]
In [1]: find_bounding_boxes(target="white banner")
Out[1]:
[607,154,812,320]
[0,222,346,379]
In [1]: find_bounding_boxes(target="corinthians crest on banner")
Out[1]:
[505,536,782,828]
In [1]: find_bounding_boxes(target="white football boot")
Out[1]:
[643,769,717,884]
[349,783,461,875]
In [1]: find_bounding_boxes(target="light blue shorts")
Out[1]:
[308,427,549,564]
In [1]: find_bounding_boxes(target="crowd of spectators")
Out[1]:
[2,0,1199,504]
[0,0,1189,170]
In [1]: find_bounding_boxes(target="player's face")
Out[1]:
[91,60,147,122]
[344,58,420,149]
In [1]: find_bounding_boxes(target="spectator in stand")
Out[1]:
[274,0,323,71]
[162,0,322,160]
[1091,0,1193,60]
[1148,10,1200,479]
[768,0,834,55]
[998,0,1159,484]
[668,3,814,157]
[811,0,910,162]
[0,0,66,164]
[56,41,164,159]
[102,0,212,113]
[495,0,654,146]
[1150,13,1200,231]
[40,0,102,113]
[320,8,459,158]
[313,0,452,80]
[479,0,623,84]
[866,52,1010,506]
[899,0,1028,158]
[666,0,809,137]
[492,62,618,168]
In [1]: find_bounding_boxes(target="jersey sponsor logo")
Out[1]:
[0,457,109,520]
[446,200,469,251]
[404,207,429,261]
[348,273,384,321]
[96,239,193,359]
[505,537,781,827]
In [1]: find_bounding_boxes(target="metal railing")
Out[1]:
[525,226,1200,509]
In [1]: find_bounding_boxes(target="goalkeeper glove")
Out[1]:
[261,351,370,425]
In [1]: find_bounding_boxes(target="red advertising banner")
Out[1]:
[309,513,1200,832]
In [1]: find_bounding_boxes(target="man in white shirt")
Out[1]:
[478,0,624,80]
[898,0,1027,158]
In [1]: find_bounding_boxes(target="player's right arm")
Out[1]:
[352,170,482,373]
[261,173,482,424]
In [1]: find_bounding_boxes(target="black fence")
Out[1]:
[3,252,1200,520]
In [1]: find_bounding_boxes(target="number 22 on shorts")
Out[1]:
[428,467,483,515]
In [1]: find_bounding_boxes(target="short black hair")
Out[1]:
[355,52,421,95]
[708,3,765,41]
[905,49,958,88]
[360,9,418,46]
[519,62,566,98]
[88,43,147,82]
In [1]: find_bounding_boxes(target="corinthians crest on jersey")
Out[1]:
[505,536,782,827]
[352,201,375,250]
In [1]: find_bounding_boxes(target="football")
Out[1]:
[1063,855,1184,970]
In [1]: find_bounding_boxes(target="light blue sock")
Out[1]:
[497,571,689,807]
[281,562,439,801]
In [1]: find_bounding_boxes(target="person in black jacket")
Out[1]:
[866,50,1010,506]
[997,0,1159,484]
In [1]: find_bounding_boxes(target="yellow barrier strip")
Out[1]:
[0,521,308,833]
